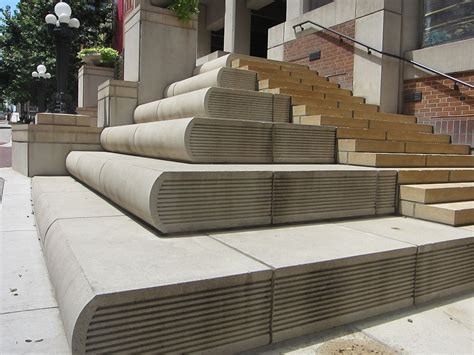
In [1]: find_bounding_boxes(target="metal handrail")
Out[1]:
[293,20,474,90]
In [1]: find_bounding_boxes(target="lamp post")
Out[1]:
[45,1,80,114]
[31,64,52,112]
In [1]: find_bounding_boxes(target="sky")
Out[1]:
[0,0,19,10]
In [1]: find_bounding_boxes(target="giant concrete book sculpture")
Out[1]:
[101,117,336,163]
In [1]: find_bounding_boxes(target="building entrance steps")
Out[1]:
[100,117,336,164]
[133,87,291,124]
[31,176,474,353]
[164,67,257,98]
[65,151,397,234]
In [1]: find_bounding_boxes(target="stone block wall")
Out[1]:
[403,71,474,147]
[283,20,355,90]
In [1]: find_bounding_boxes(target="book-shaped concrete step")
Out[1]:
[164,67,257,97]
[339,152,474,167]
[339,139,470,155]
[194,53,310,75]
[31,179,473,354]
[101,117,336,164]
[339,217,474,304]
[66,151,396,234]
[134,87,291,124]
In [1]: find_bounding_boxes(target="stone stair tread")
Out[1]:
[339,152,474,168]
[400,182,474,203]
[291,97,377,112]
[354,111,416,123]
[394,168,474,184]
[259,79,351,95]
[400,200,474,226]
[338,139,470,155]
[387,131,451,144]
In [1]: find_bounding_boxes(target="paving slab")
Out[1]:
[0,231,57,314]
[0,308,70,354]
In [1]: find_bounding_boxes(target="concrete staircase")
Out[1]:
[229,57,473,168]
[31,53,474,354]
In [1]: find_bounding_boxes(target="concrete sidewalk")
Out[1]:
[0,167,472,354]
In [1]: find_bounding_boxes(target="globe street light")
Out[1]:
[31,65,52,112]
[45,1,80,113]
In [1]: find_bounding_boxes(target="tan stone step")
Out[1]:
[301,78,340,89]
[293,105,353,118]
[396,168,474,184]
[291,96,339,108]
[405,142,470,155]
[339,152,474,168]
[325,93,365,104]
[369,120,433,133]
[289,71,325,80]
[238,64,291,76]
[339,138,469,155]
[400,182,474,204]
[399,200,474,226]
[338,139,405,153]
[259,79,313,91]
[255,70,299,82]
[294,115,369,128]
[336,127,387,140]
[231,58,308,71]
[387,131,451,144]
[259,79,351,96]
[339,101,379,112]
[426,155,474,167]
[353,111,417,123]
[261,86,352,98]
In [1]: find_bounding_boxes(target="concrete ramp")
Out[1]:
[134,87,290,124]
[66,151,396,234]
[101,118,336,163]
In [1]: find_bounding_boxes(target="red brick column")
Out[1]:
[283,20,355,90]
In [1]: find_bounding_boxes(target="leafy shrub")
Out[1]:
[77,47,119,67]
[169,0,199,21]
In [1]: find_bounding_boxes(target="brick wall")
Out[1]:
[403,71,474,147]
[283,20,355,90]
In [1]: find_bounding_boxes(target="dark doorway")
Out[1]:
[250,0,286,57]
[210,28,224,53]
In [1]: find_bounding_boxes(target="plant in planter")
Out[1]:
[77,47,119,67]
[168,0,199,21]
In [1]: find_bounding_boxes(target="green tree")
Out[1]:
[0,0,114,112]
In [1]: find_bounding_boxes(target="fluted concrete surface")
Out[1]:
[164,67,257,97]
[101,117,336,163]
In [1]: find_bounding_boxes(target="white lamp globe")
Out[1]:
[69,18,80,28]
[58,14,70,24]
[45,14,57,25]
[54,2,72,17]
[39,72,46,78]
[37,65,47,74]
[32,71,39,78]
[45,73,52,79]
